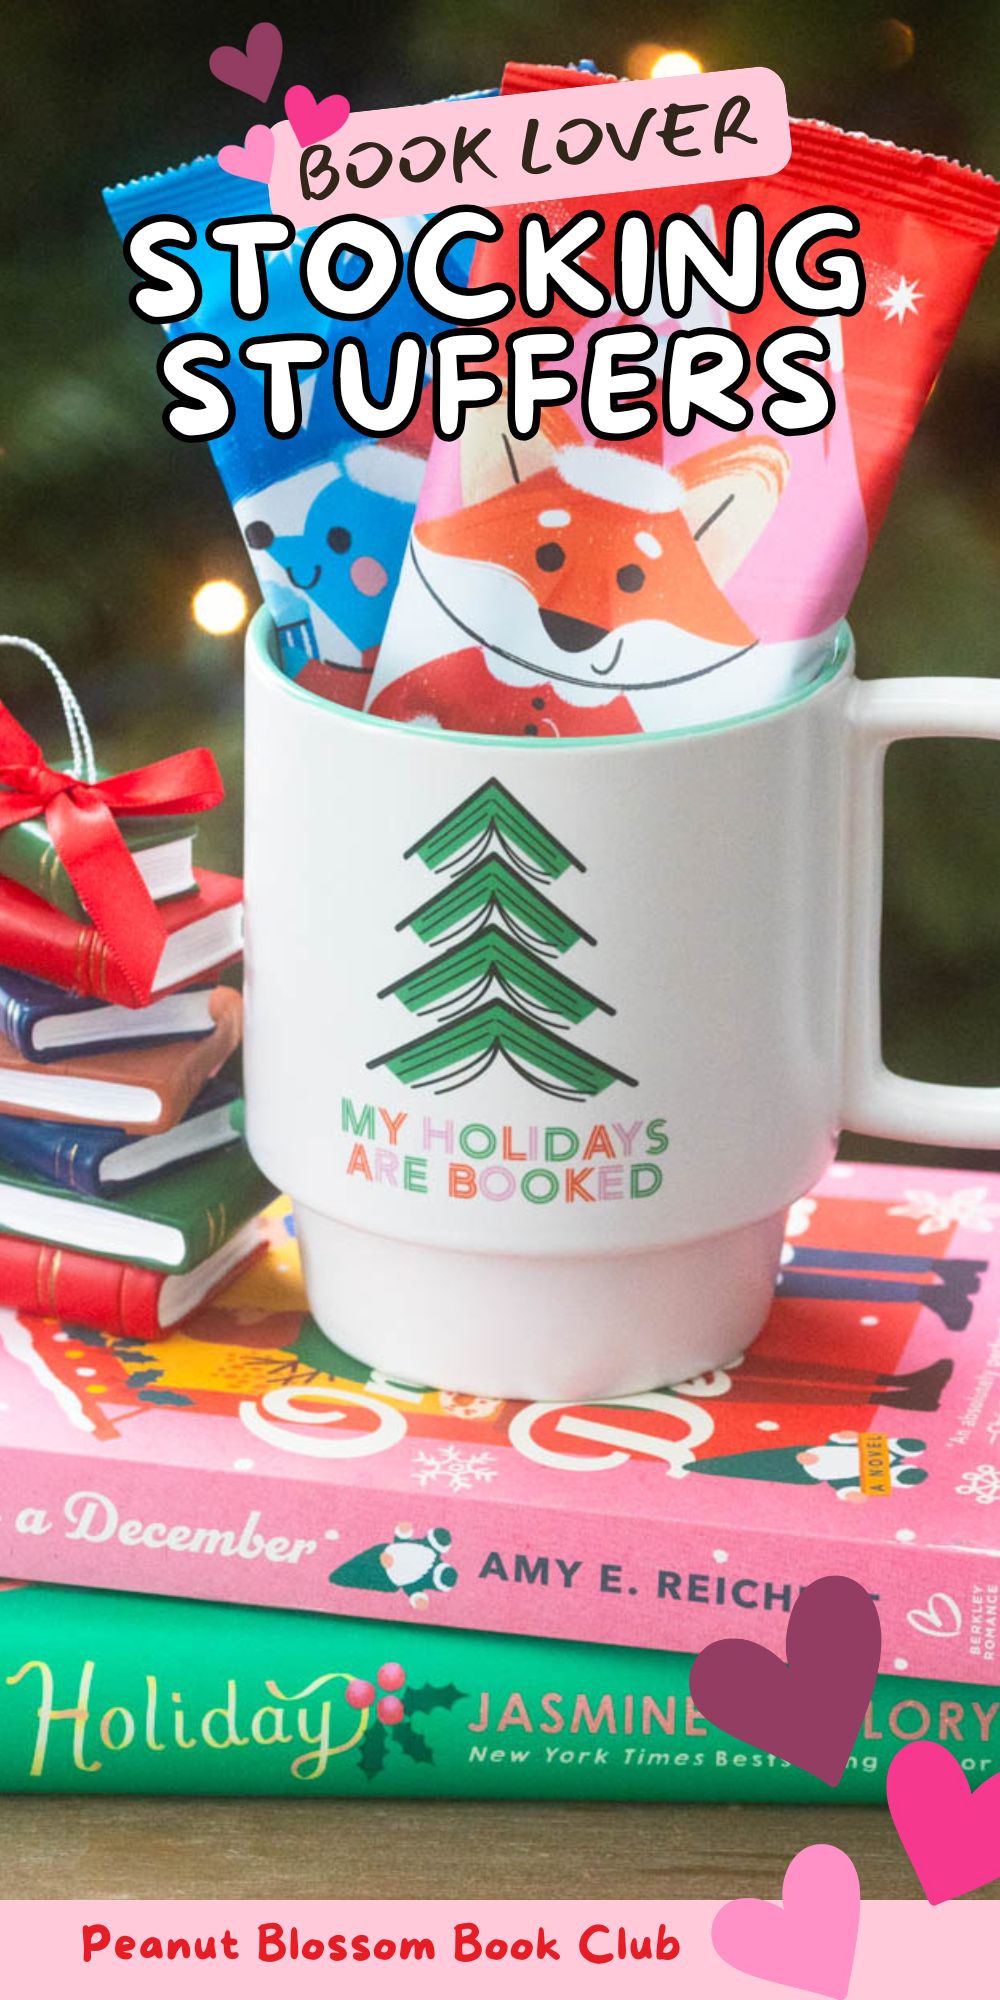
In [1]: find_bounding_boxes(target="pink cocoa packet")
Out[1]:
[366,77,999,739]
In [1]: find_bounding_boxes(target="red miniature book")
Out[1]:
[0,868,243,1007]
[0,1222,263,1336]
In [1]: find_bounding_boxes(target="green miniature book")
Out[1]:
[0,809,198,921]
[0,1141,274,1270]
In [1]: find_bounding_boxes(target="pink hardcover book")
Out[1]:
[0,1164,997,1683]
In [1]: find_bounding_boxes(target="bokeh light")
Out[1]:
[625,42,704,80]
[191,579,249,636]
[652,49,704,79]
[874,19,916,68]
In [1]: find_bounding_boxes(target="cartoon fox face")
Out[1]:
[411,405,789,695]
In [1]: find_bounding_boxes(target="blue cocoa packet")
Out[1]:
[104,141,482,706]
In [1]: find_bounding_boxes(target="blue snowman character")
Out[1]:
[241,443,424,690]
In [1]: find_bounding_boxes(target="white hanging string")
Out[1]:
[0,635,97,785]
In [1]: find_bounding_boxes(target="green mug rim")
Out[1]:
[248,605,854,749]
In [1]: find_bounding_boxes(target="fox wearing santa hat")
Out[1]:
[366,395,792,737]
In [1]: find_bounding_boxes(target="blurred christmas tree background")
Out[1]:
[1,0,999,1155]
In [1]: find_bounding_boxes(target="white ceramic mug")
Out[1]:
[244,609,1000,1398]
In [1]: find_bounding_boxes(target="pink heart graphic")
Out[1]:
[219,124,275,185]
[209,22,283,103]
[713,1846,860,2000]
[285,84,351,148]
[689,1575,881,1785]
[888,1741,1000,1903]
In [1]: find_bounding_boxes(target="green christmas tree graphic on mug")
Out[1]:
[368,780,637,1100]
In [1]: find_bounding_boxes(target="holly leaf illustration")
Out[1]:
[404,1681,465,1716]
[394,1719,435,1765]
[358,1721,387,1781]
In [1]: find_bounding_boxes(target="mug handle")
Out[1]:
[843,675,1000,1147]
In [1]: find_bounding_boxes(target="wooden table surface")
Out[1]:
[3,1795,998,1901]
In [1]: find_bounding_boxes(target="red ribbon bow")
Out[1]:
[0,701,225,1006]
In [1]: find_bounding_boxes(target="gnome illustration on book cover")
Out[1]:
[689,1429,930,1500]
[330,1525,458,1610]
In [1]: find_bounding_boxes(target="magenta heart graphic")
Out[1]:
[888,1742,1000,1903]
[689,1575,881,1785]
[285,84,351,148]
[218,125,275,185]
[713,1846,860,1999]
[209,22,283,103]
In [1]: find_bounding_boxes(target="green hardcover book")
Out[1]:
[0,1142,275,1271]
[0,810,198,921]
[0,1580,995,1799]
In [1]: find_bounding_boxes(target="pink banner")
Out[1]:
[2,1898,996,1993]
[267,70,791,224]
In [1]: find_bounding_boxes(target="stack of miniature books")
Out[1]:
[0,804,273,1336]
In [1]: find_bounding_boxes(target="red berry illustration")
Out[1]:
[345,1677,376,1711]
[377,1661,406,1693]
[377,1694,405,1726]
